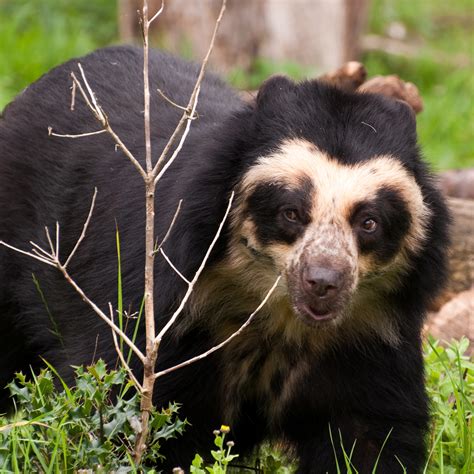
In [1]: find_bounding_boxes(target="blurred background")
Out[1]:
[0,0,472,349]
[0,0,472,171]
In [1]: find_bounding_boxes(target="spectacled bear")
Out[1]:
[0,46,449,472]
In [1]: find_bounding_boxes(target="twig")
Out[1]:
[68,70,147,180]
[148,0,164,25]
[77,63,106,124]
[154,275,281,378]
[0,241,56,267]
[30,241,54,259]
[48,128,107,139]
[153,198,183,254]
[157,88,193,114]
[154,190,234,344]
[65,188,98,268]
[159,249,190,284]
[142,2,153,173]
[57,262,146,363]
[109,302,144,391]
[151,0,227,178]
[44,226,55,256]
[70,80,76,111]
[55,222,60,260]
[153,87,200,185]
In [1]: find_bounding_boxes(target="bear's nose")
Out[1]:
[303,266,342,298]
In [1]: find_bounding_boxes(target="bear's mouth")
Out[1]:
[294,302,338,325]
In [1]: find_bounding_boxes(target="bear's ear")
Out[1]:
[256,75,295,108]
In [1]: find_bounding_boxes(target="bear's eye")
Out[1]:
[361,218,377,233]
[282,208,300,223]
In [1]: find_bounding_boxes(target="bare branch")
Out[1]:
[77,63,106,124]
[70,79,76,111]
[154,190,234,345]
[141,2,153,173]
[159,249,190,284]
[48,127,107,139]
[152,0,227,178]
[56,263,146,363]
[154,198,183,255]
[55,222,60,260]
[157,88,194,115]
[0,241,56,267]
[148,0,164,25]
[0,239,145,363]
[155,275,282,378]
[44,226,55,257]
[68,70,147,180]
[153,88,200,185]
[109,302,144,392]
[70,72,97,119]
[64,188,98,268]
[29,240,54,259]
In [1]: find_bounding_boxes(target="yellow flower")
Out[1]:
[220,424,230,433]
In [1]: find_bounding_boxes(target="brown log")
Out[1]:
[358,75,423,113]
[439,169,474,200]
[425,289,473,350]
[446,197,474,292]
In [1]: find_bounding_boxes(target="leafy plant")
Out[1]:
[0,360,185,472]
[191,425,239,474]
[424,337,473,473]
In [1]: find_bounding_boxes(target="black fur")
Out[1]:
[0,46,449,472]
[350,187,412,262]
[247,179,313,244]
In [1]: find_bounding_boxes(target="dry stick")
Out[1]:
[134,1,227,463]
[142,0,153,174]
[134,1,159,461]
[154,191,234,345]
[44,226,55,256]
[0,241,56,267]
[0,239,145,364]
[160,249,190,284]
[77,63,106,123]
[153,89,200,186]
[55,222,60,260]
[154,275,282,379]
[156,88,190,113]
[109,302,144,391]
[151,0,227,178]
[148,0,164,25]
[55,261,146,363]
[64,187,98,268]
[67,70,147,180]
[48,128,107,139]
[153,198,183,255]
[30,241,54,259]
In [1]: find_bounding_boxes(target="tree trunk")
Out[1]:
[118,0,370,73]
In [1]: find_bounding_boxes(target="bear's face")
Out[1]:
[231,138,430,328]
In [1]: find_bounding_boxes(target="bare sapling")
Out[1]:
[0,0,282,465]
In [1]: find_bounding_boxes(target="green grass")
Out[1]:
[227,0,473,170]
[364,0,474,170]
[0,1,472,169]
[1,339,471,472]
[0,0,116,108]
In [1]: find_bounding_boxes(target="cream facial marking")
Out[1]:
[240,138,430,260]
[225,137,431,334]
